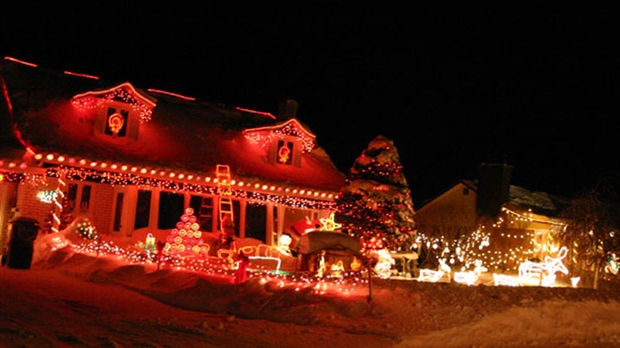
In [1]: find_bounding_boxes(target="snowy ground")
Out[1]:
[2,240,620,348]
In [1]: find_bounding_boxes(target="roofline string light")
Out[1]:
[40,166,335,210]
[234,107,277,119]
[1,155,335,200]
[244,119,316,153]
[72,83,156,123]
[63,71,100,80]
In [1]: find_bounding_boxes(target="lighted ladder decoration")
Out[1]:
[216,164,234,228]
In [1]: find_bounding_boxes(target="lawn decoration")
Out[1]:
[518,246,569,286]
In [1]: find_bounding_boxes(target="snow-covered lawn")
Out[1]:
[2,233,620,348]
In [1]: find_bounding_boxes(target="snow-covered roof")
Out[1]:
[418,179,570,217]
[506,185,571,217]
[0,57,345,192]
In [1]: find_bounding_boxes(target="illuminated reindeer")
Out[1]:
[518,246,569,286]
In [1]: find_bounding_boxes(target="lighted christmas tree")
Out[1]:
[163,207,210,257]
[335,135,416,251]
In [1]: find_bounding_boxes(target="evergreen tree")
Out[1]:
[335,135,416,251]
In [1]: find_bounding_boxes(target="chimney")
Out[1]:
[476,162,512,218]
[278,99,299,119]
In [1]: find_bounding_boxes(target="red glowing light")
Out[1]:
[63,71,100,80]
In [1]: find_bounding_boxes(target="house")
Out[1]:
[414,162,571,272]
[0,57,346,258]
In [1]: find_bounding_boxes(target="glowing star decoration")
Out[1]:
[319,213,342,231]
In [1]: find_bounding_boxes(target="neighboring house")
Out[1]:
[415,162,570,271]
[0,57,346,254]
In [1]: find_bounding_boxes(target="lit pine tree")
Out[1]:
[335,135,416,252]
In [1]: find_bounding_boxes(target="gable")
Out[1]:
[72,82,157,123]
[1,57,346,194]
[244,118,317,167]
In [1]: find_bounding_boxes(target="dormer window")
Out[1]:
[243,118,317,168]
[105,107,129,137]
[71,82,157,141]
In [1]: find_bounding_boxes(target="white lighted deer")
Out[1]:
[518,246,569,287]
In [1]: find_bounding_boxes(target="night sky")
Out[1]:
[2,3,618,206]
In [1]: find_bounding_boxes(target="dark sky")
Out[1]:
[2,3,619,206]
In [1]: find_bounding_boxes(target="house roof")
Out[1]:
[419,179,571,218]
[0,57,346,194]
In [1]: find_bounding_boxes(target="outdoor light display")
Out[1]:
[145,233,156,254]
[319,213,342,231]
[518,246,569,286]
[493,273,520,286]
[335,135,416,253]
[32,166,335,211]
[453,271,478,285]
[243,119,316,153]
[417,269,446,282]
[37,190,58,203]
[373,249,395,279]
[72,83,155,123]
[106,112,125,135]
[163,208,210,256]
[73,217,99,240]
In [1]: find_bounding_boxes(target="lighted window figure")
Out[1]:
[105,107,128,136]
[277,140,293,165]
[107,114,125,135]
[278,145,291,164]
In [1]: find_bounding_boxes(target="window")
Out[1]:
[113,193,124,232]
[268,135,301,166]
[134,190,152,229]
[245,203,267,242]
[105,107,129,137]
[463,188,469,196]
[66,183,78,213]
[79,185,91,212]
[158,192,184,229]
[189,195,213,232]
